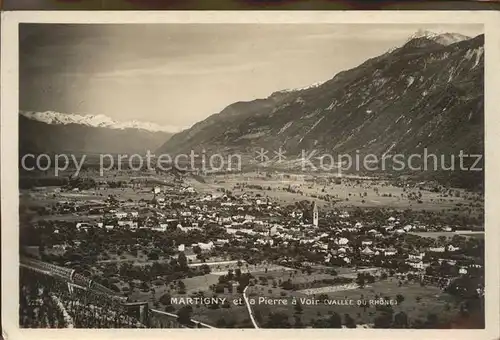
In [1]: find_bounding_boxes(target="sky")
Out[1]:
[19,24,483,131]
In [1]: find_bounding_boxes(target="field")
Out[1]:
[125,264,357,327]
[19,169,483,328]
[189,301,253,328]
[184,172,482,215]
[20,169,483,219]
[248,277,462,327]
[22,187,157,204]
[409,231,484,239]
[129,272,253,327]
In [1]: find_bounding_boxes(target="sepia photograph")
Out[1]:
[2,10,500,340]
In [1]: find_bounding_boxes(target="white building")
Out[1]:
[152,224,168,232]
[384,248,398,256]
[407,261,427,270]
[408,252,425,260]
[361,247,375,256]
[403,225,413,232]
[312,202,319,227]
[115,211,128,219]
[335,237,349,246]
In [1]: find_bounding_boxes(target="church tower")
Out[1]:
[312,201,318,227]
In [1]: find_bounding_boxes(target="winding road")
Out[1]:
[242,286,259,329]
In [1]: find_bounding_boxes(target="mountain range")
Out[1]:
[405,29,471,46]
[157,31,484,188]
[19,111,177,154]
[20,110,183,133]
[19,31,484,188]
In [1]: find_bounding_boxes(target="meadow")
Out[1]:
[248,277,462,328]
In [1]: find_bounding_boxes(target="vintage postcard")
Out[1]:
[1,10,500,340]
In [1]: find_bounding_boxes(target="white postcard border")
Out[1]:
[2,10,499,340]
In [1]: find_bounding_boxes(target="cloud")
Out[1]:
[19,23,485,128]
[82,53,270,80]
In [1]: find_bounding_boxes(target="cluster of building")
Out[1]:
[37,182,482,282]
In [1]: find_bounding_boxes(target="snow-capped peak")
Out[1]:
[409,29,440,41]
[276,81,326,94]
[432,32,471,46]
[20,110,184,133]
[407,29,470,46]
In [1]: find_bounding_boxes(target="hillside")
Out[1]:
[158,33,484,187]
[19,114,173,155]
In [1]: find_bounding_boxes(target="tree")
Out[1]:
[437,235,447,245]
[178,280,186,294]
[396,294,405,305]
[411,318,426,328]
[356,273,366,288]
[374,313,393,328]
[178,252,188,271]
[140,281,150,291]
[294,301,303,314]
[264,312,291,328]
[317,294,329,303]
[215,284,225,293]
[177,305,193,325]
[293,315,304,328]
[218,275,228,284]
[393,312,408,328]
[439,261,453,277]
[343,313,356,328]
[425,313,439,328]
[281,279,294,290]
[147,251,159,261]
[216,317,227,328]
[328,312,342,328]
[159,293,172,305]
[110,283,121,292]
[200,264,211,275]
[459,303,470,318]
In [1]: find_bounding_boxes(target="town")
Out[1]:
[19,167,485,329]
[13,20,488,333]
